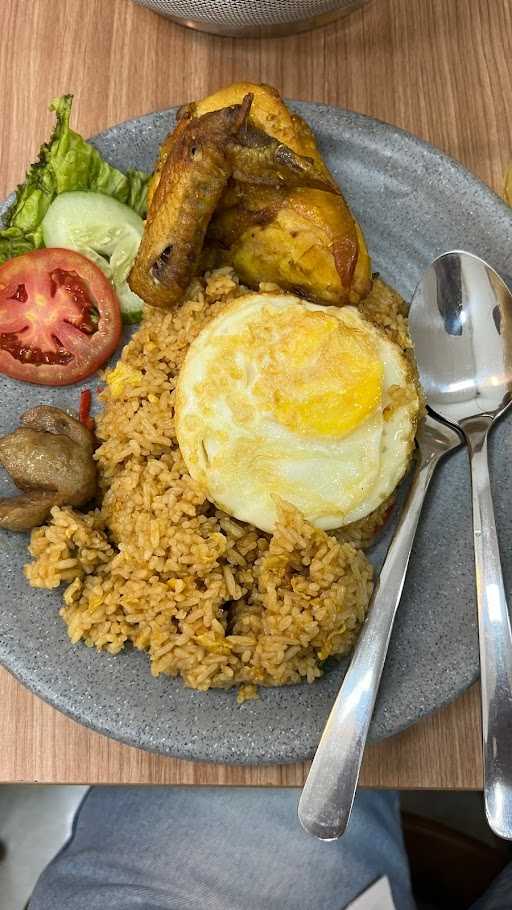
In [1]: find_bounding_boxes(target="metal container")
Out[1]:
[132,0,368,38]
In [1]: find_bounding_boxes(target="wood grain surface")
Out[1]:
[0,0,510,788]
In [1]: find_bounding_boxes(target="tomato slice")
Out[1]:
[0,248,122,385]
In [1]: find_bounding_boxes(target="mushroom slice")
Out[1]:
[0,406,97,531]
[21,405,94,453]
[0,492,57,532]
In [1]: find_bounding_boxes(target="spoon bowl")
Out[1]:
[409,251,512,423]
[409,250,512,840]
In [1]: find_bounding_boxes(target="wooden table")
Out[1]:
[0,0,510,788]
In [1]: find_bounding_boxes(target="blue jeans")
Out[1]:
[29,787,511,909]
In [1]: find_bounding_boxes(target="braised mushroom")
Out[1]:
[0,405,97,531]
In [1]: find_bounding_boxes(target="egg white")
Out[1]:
[175,293,419,533]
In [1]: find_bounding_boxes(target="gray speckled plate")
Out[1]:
[1,102,512,764]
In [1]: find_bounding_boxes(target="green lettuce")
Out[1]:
[0,95,149,265]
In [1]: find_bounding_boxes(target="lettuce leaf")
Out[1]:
[0,95,149,265]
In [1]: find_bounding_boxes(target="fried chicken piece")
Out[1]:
[130,92,338,309]
[228,125,339,192]
[0,406,96,531]
[129,97,254,309]
[194,83,371,305]
[206,183,367,305]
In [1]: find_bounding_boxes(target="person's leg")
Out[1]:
[29,787,416,910]
[470,862,512,910]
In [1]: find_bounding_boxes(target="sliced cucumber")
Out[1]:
[42,191,145,323]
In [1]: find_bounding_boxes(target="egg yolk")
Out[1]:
[256,310,383,438]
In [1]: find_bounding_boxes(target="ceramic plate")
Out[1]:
[1,102,512,763]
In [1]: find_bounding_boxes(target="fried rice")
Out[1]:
[25,269,414,701]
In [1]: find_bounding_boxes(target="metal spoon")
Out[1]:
[298,413,461,840]
[408,250,512,840]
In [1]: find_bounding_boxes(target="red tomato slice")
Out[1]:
[0,248,122,385]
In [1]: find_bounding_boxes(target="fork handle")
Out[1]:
[463,414,512,840]
[298,428,447,840]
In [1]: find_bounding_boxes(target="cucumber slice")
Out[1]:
[42,191,145,323]
[117,282,145,325]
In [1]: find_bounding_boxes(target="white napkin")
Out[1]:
[345,876,396,910]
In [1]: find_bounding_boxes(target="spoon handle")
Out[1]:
[298,420,454,840]
[463,415,512,840]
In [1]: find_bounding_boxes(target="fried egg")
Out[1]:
[175,293,419,533]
